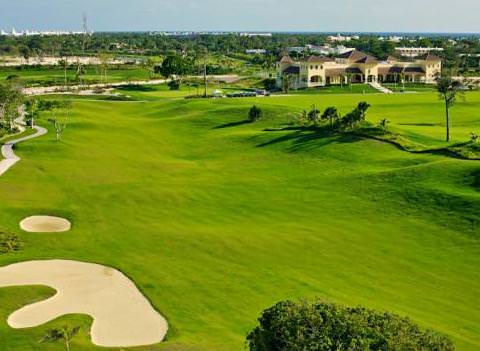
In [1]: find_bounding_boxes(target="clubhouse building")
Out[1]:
[277,50,442,89]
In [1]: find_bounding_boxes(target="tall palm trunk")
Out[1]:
[203,57,208,97]
[445,98,450,142]
[64,64,67,89]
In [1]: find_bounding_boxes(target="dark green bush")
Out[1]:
[247,300,455,351]
[248,105,263,122]
[263,78,277,92]
[168,80,181,90]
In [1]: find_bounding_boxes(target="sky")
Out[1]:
[1,0,479,33]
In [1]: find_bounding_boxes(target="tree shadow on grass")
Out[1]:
[213,120,253,129]
[256,125,361,153]
[116,85,156,92]
[398,122,439,127]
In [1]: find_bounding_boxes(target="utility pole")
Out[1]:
[82,12,89,55]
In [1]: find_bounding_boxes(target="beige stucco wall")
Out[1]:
[277,57,441,88]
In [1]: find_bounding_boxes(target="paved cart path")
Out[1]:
[0,109,48,177]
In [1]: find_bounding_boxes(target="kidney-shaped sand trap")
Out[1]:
[20,216,71,233]
[0,260,168,347]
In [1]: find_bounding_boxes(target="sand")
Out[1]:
[20,216,71,233]
[0,260,168,347]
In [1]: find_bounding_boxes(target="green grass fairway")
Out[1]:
[0,66,153,86]
[0,90,480,350]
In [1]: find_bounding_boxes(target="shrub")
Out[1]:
[263,78,277,92]
[357,101,371,120]
[470,132,479,143]
[248,105,263,122]
[0,232,22,254]
[379,118,391,132]
[247,299,454,351]
[321,106,339,128]
[307,105,321,125]
[168,80,181,90]
[6,74,20,81]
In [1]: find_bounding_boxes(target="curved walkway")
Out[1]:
[0,111,48,177]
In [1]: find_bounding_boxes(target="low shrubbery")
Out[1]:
[0,232,22,254]
[168,79,181,90]
[248,105,263,122]
[247,299,455,351]
[263,78,277,92]
[297,102,371,131]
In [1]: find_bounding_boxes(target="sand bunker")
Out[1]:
[0,260,168,347]
[20,216,71,233]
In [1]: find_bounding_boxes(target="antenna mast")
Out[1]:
[82,12,89,54]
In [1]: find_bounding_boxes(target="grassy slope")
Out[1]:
[0,91,479,350]
[0,66,152,86]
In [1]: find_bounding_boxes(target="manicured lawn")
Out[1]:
[383,82,438,93]
[0,91,479,350]
[290,84,379,95]
[115,84,223,100]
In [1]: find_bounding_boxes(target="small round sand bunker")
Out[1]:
[20,216,71,233]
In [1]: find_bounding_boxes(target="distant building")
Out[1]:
[310,45,355,55]
[276,50,442,89]
[394,47,444,58]
[286,45,354,56]
[328,34,360,42]
[239,32,272,37]
[246,49,267,55]
[0,27,90,37]
[379,36,403,43]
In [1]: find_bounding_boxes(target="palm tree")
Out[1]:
[308,105,320,125]
[321,106,339,129]
[58,58,68,89]
[357,102,371,121]
[436,76,464,142]
[40,326,80,351]
[345,72,354,90]
[98,52,113,84]
[399,72,406,91]
[282,74,294,94]
[379,118,390,132]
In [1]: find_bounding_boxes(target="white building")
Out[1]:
[287,45,355,56]
[328,34,360,42]
[246,49,267,55]
[0,28,90,37]
[239,32,272,37]
[395,47,444,58]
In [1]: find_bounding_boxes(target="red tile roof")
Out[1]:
[279,55,294,64]
[305,55,334,63]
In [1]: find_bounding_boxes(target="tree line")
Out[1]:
[2,32,480,73]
